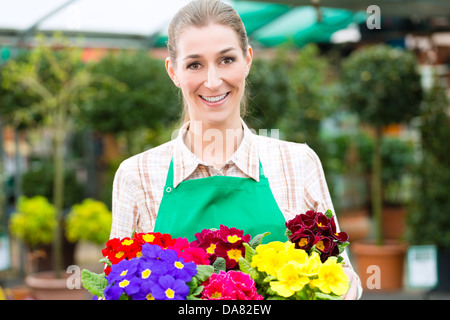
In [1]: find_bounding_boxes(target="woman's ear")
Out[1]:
[245,46,253,76]
[165,57,180,87]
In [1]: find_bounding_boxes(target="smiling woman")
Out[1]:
[110,0,362,300]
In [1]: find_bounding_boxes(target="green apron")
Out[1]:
[154,157,287,243]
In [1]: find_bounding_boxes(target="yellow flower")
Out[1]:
[251,247,286,276]
[310,257,349,296]
[293,251,322,277]
[270,263,310,297]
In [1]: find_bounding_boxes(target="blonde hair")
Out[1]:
[167,0,250,124]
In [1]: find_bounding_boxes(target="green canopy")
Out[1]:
[252,6,366,47]
[154,1,365,48]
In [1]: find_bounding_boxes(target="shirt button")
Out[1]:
[166,187,172,193]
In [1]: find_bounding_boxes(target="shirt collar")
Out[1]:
[172,118,260,188]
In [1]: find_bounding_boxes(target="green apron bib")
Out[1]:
[154,157,287,243]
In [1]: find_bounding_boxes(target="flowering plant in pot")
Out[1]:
[9,195,56,274]
[340,44,422,290]
[82,210,352,300]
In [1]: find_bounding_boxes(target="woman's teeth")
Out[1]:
[200,92,228,102]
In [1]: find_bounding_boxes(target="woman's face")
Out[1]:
[166,23,253,127]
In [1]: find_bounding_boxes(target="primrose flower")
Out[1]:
[269,263,310,298]
[310,257,349,296]
[201,271,263,300]
[151,275,190,300]
[191,225,251,270]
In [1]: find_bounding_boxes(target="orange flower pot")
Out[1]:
[351,240,407,292]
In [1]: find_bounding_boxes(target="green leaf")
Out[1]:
[249,232,271,249]
[81,269,108,297]
[338,241,350,254]
[213,257,226,274]
[263,275,276,283]
[99,257,112,267]
[238,257,260,281]
[313,292,344,300]
[243,242,256,262]
[194,264,214,283]
[325,209,334,219]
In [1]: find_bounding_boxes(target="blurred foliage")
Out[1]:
[79,49,179,155]
[340,44,422,126]
[21,160,85,209]
[340,44,422,245]
[406,79,450,250]
[246,44,336,159]
[9,195,56,247]
[65,198,112,244]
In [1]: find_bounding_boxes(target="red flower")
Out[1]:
[192,225,251,270]
[329,218,349,242]
[286,210,350,262]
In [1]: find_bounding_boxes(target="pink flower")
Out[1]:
[167,237,210,265]
[201,271,263,300]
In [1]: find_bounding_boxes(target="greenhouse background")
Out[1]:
[0,0,449,300]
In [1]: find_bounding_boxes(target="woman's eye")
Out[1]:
[187,62,201,70]
[222,57,235,65]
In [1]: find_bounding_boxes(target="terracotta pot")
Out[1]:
[382,206,406,240]
[339,209,371,242]
[25,271,89,300]
[351,240,407,291]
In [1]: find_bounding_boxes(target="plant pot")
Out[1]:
[382,206,406,240]
[339,209,371,242]
[25,271,89,300]
[351,240,407,291]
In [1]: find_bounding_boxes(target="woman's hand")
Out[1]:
[343,268,359,300]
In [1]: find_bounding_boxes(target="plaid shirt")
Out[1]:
[111,119,362,298]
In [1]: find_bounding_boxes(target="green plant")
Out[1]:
[9,195,55,248]
[80,49,179,156]
[1,33,122,277]
[406,78,450,250]
[247,44,335,160]
[65,198,112,245]
[340,44,422,246]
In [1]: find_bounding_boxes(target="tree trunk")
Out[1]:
[52,116,66,278]
[372,125,383,246]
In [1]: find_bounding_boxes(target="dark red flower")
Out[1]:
[329,218,349,242]
[289,228,316,250]
[192,225,251,270]
[315,212,331,231]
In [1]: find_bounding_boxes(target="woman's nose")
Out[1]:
[204,66,223,90]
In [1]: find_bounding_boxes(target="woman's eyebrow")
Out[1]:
[182,47,237,61]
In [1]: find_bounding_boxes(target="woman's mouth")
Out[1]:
[199,92,230,105]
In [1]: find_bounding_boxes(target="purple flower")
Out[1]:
[151,275,189,300]
[107,258,138,283]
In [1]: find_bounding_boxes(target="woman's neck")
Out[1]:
[184,118,244,170]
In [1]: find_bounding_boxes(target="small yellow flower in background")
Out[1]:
[310,257,349,296]
[270,263,310,297]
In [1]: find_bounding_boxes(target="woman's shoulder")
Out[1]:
[117,140,175,175]
[253,133,318,159]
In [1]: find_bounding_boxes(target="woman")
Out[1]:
[111,0,361,299]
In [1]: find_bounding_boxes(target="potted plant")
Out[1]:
[340,44,422,290]
[380,136,415,240]
[406,77,450,292]
[65,198,112,246]
[9,195,56,275]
